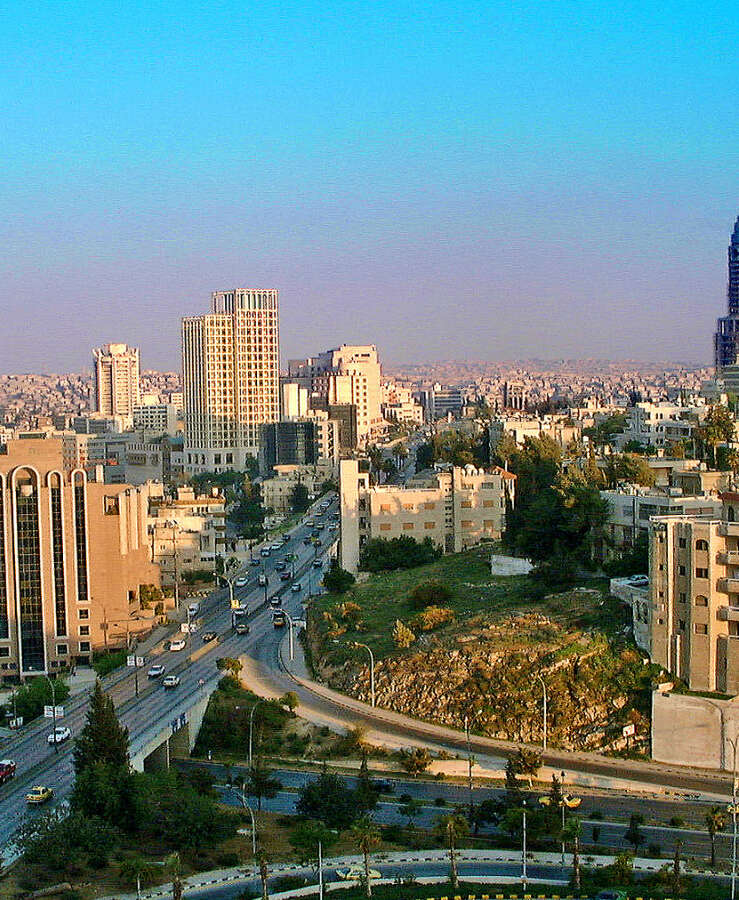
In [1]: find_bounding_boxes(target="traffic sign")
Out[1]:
[44,705,65,718]
[622,723,636,738]
[8,717,23,729]
[127,656,146,667]
[230,597,240,609]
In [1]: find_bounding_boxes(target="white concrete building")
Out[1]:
[92,343,140,421]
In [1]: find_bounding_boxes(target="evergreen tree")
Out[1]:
[73,679,130,776]
[355,754,379,813]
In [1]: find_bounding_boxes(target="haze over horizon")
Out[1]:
[2,1,738,372]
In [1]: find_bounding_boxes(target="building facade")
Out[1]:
[715,215,739,371]
[287,345,382,445]
[92,344,141,419]
[648,493,739,693]
[0,439,160,680]
[259,421,319,473]
[339,460,515,573]
[182,289,280,473]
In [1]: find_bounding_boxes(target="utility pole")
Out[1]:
[318,839,324,900]
[522,799,527,890]
[537,674,547,750]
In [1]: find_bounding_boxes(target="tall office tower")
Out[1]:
[92,343,141,416]
[182,289,280,473]
[714,216,739,371]
[286,344,382,446]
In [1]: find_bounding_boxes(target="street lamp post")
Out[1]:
[537,674,547,751]
[233,786,257,875]
[249,700,265,768]
[728,737,739,900]
[464,714,474,819]
[521,799,527,890]
[333,639,375,707]
[560,770,566,870]
[284,612,296,661]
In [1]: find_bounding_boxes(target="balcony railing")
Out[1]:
[718,606,739,622]
[719,523,739,537]
[719,551,739,565]
[718,577,739,593]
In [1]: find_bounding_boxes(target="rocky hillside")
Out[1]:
[307,554,655,753]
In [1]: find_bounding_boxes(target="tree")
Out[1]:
[289,819,338,870]
[165,852,184,900]
[280,691,299,713]
[512,747,542,788]
[624,813,644,851]
[12,675,70,724]
[399,747,432,777]
[355,754,379,814]
[216,657,243,678]
[562,816,582,891]
[399,795,423,827]
[245,759,282,811]
[296,768,359,830]
[72,680,132,824]
[323,559,356,594]
[351,816,381,898]
[289,482,311,514]
[504,758,523,807]
[706,806,727,868]
[695,404,735,465]
[604,453,655,488]
[360,536,441,573]
[434,812,469,890]
[119,855,157,892]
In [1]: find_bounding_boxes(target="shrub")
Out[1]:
[216,851,240,867]
[408,579,453,610]
[360,536,442,573]
[393,619,416,648]
[669,816,685,828]
[411,605,455,631]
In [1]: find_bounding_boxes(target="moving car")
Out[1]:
[163,675,181,689]
[234,622,250,635]
[312,559,322,569]
[372,779,395,794]
[280,571,291,581]
[47,726,71,745]
[270,596,282,608]
[291,582,302,593]
[26,786,53,805]
[235,576,248,587]
[258,574,268,586]
[147,664,165,678]
[274,561,286,571]
[250,558,261,567]
[261,548,271,557]
[202,631,217,643]
[272,610,286,628]
[169,639,186,651]
[187,602,199,617]
[303,537,313,546]
[0,759,16,785]
[336,867,381,881]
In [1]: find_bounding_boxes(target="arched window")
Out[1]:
[729,507,737,522]
[696,539,709,551]
[695,595,709,607]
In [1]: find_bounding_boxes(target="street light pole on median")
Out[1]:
[234,786,257,875]
[537,673,547,751]
[522,799,527,890]
[729,736,739,900]
[333,639,375,707]
[249,699,265,769]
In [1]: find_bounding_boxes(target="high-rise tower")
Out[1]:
[92,343,140,417]
[182,289,280,473]
[713,216,739,371]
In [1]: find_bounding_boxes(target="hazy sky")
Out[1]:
[1,1,738,373]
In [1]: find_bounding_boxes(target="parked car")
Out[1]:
[163,675,181,689]
[372,779,395,794]
[336,867,381,881]
[202,631,217,643]
[26,786,53,805]
[47,726,71,745]
[147,664,165,678]
[169,639,186,651]
[0,759,16,785]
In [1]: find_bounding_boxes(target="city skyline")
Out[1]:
[2,3,738,371]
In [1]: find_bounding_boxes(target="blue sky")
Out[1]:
[1,1,738,371]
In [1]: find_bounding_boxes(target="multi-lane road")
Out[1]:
[0,495,340,855]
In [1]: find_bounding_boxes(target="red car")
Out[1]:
[0,759,17,785]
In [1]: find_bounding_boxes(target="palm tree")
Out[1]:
[706,806,727,868]
[165,853,184,900]
[351,816,380,898]
[434,812,469,890]
[562,817,582,891]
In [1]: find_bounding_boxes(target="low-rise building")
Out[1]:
[261,462,336,514]
[339,460,515,573]
[147,485,226,584]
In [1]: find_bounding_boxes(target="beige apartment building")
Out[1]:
[261,462,337,514]
[287,345,383,446]
[182,289,280,473]
[148,485,226,584]
[92,343,141,419]
[0,439,160,681]
[649,493,739,693]
[340,460,515,573]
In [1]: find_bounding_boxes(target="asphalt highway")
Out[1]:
[0,495,340,855]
